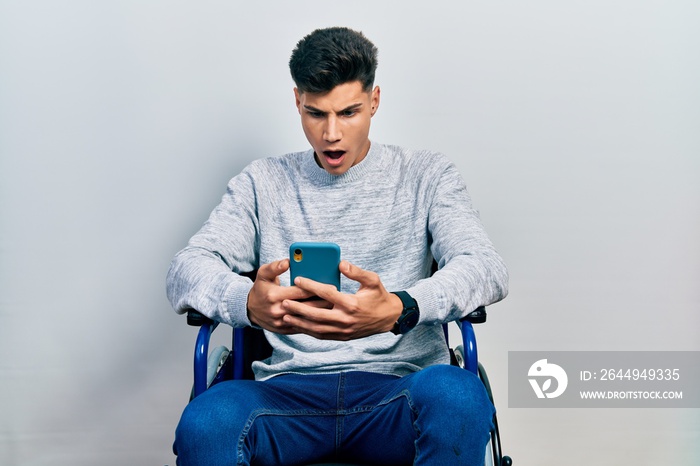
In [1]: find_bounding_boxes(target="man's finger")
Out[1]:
[304,298,334,310]
[257,259,290,282]
[338,260,379,287]
[293,276,345,304]
[283,305,350,328]
[284,299,341,320]
[281,311,356,341]
[278,285,316,302]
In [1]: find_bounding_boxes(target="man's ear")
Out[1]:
[294,87,302,114]
[370,86,381,116]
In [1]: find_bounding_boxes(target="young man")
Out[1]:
[167,27,508,465]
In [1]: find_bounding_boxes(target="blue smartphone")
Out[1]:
[289,242,341,290]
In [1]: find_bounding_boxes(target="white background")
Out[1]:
[1,1,698,465]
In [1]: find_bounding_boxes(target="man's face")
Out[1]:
[295,81,380,176]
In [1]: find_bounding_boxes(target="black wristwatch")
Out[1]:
[390,291,420,335]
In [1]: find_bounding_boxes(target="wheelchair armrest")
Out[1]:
[187,309,214,327]
[188,310,226,398]
[462,306,487,324]
[185,309,221,397]
[458,306,487,375]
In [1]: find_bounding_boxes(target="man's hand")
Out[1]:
[246,259,325,333]
[281,260,404,340]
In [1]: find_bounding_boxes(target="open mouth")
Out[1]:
[322,150,346,166]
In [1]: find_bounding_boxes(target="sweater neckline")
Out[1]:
[302,141,384,185]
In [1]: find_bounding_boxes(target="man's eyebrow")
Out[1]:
[303,103,364,114]
[339,103,363,112]
[303,105,324,113]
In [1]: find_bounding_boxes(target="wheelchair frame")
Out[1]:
[186,306,512,466]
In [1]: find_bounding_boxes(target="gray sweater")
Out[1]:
[166,142,508,380]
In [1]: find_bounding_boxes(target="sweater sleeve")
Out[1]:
[165,168,260,327]
[406,160,509,325]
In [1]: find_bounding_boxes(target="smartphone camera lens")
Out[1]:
[293,248,303,262]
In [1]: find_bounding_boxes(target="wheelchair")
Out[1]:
[185,274,512,466]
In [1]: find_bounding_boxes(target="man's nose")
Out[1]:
[323,116,341,142]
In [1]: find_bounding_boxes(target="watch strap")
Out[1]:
[391,291,419,335]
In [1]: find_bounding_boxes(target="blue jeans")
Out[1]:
[174,365,495,465]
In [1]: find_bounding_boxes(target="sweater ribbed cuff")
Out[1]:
[224,279,255,328]
[406,281,444,327]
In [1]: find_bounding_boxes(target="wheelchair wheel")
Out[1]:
[454,344,466,368]
[477,362,513,466]
[483,439,494,466]
[207,345,230,387]
[454,345,512,466]
[189,345,231,402]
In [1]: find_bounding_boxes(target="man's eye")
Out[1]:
[308,111,324,118]
[341,110,356,117]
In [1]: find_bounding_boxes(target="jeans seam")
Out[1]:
[236,409,340,466]
[336,390,421,463]
[335,372,345,455]
[383,390,421,461]
[404,390,422,461]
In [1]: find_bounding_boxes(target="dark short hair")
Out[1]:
[289,27,378,94]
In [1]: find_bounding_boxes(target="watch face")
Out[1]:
[400,309,420,333]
